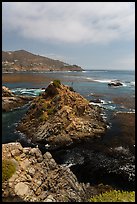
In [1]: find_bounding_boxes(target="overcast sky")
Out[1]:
[2,2,135,70]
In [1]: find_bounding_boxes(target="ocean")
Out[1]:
[2,70,135,190]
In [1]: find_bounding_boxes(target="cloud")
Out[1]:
[115,54,135,69]
[2,2,135,44]
[40,53,72,63]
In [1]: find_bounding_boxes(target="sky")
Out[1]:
[2,2,135,70]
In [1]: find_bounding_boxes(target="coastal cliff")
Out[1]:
[17,81,107,149]
[2,50,83,72]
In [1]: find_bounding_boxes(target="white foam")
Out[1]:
[122,83,127,87]
[114,146,129,154]
[116,110,135,114]
[12,88,45,96]
[93,79,112,83]
[89,99,115,110]
[89,102,102,107]
[130,81,135,86]
[100,99,108,104]
[45,144,50,148]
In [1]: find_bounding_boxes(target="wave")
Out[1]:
[116,109,135,114]
[130,81,135,86]
[11,88,45,96]
[93,79,113,83]
[89,99,116,110]
[85,77,135,88]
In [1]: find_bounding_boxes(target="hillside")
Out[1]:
[2,50,83,72]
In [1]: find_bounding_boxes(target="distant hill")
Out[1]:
[2,50,83,72]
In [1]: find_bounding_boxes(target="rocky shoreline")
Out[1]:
[2,83,135,201]
[2,86,33,112]
[2,142,113,202]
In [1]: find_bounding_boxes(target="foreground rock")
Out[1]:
[17,81,107,149]
[2,142,94,202]
[2,86,33,112]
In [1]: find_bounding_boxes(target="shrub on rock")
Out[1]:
[2,159,16,182]
[88,190,135,202]
[53,79,61,88]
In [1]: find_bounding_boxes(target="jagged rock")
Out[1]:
[2,86,33,112]
[2,86,14,97]
[2,142,93,202]
[17,82,107,149]
[108,80,123,87]
[90,98,102,103]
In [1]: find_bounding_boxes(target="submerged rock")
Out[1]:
[17,81,107,149]
[2,86,33,112]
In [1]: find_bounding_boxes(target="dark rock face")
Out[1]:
[108,80,123,87]
[90,98,102,103]
[2,142,92,202]
[2,86,33,112]
[17,82,107,149]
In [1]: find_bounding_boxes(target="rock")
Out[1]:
[2,142,92,202]
[20,159,30,170]
[2,86,14,97]
[90,98,102,103]
[17,82,107,149]
[44,195,56,202]
[108,80,123,87]
[28,167,35,177]
[2,86,33,112]
[14,182,29,196]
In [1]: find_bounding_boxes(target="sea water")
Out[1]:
[2,70,135,144]
[2,70,135,190]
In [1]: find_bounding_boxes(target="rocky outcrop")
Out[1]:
[2,86,33,112]
[2,50,83,72]
[108,80,123,87]
[2,142,93,202]
[2,86,14,97]
[17,82,107,149]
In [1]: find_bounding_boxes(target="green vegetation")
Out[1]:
[53,79,61,88]
[47,108,55,115]
[2,159,16,182]
[41,102,49,111]
[39,112,48,121]
[69,86,75,92]
[88,190,135,202]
